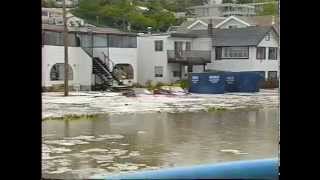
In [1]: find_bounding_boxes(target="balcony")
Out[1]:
[167,50,211,65]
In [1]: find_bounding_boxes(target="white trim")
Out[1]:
[214,16,251,28]
[187,20,208,29]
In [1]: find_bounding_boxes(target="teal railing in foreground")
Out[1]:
[90,158,279,179]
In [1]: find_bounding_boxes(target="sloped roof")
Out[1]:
[42,24,137,36]
[171,26,278,46]
[235,15,279,27]
[211,26,277,46]
[173,17,226,32]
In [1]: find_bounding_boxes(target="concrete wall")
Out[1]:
[207,33,279,79]
[42,45,92,90]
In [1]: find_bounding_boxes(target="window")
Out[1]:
[268,71,278,80]
[43,31,63,46]
[268,47,278,60]
[93,34,108,47]
[42,10,48,16]
[155,40,163,51]
[187,65,193,72]
[256,47,266,59]
[50,63,73,81]
[173,71,181,77]
[186,42,191,51]
[108,35,137,48]
[265,33,270,41]
[155,66,163,77]
[218,47,248,59]
[215,47,222,60]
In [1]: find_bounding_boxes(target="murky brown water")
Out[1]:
[42,108,279,179]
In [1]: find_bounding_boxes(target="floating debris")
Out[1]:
[113,163,139,171]
[108,149,128,156]
[129,151,140,157]
[69,153,91,158]
[86,137,107,142]
[80,148,109,153]
[42,155,66,160]
[44,139,89,146]
[51,147,72,154]
[96,160,114,164]
[47,167,72,174]
[137,131,146,134]
[66,135,95,140]
[219,149,248,155]
[99,134,125,139]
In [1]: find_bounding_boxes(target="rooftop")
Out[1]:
[42,24,137,36]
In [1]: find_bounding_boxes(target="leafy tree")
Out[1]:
[42,0,57,7]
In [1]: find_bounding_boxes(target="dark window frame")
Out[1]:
[256,47,266,60]
[185,41,191,51]
[154,66,164,77]
[268,47,278,60]
[268,71,278,80]
[215,46,249,60]
[173,71,181,77]
[155,40,163,51]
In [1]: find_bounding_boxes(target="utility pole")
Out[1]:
[63,0,69,96]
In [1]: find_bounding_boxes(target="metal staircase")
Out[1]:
[81,46,124,91]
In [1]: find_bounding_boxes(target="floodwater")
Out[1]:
[42,108,279,179]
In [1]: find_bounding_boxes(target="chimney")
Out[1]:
[208,18,213,36]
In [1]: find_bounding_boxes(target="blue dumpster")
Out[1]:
[189,73,225,94]
[224,72,239,92]
[237,72,263,92]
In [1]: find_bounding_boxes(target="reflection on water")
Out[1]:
[42,108,279,179]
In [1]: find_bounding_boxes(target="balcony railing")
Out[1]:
[167,50,211,65]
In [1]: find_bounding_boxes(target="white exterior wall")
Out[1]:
[207,33,279,79]
[42,45,92,90]
[191,38,211,50]
[137,35,170,85]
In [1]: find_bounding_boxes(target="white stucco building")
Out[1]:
[42,24,138,91]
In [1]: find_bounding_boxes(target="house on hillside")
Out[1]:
[187,3,256,18]
[138,16,279,85]
[42,24,138,91]
[168,15,279,32]
[207,26,279,80]
[42,8,86,27]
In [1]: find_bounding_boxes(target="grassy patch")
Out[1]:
[42,113,107,121]
[206,107,227,112]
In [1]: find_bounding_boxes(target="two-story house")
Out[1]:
[137,32,212,85]
[42,24,138,91]
[138,16,279,85]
